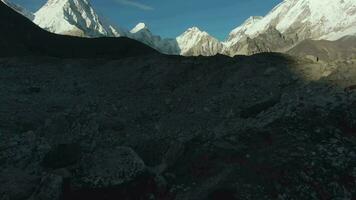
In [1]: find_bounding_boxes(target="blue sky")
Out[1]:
[12,0,282,40]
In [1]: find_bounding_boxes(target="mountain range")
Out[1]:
[3,0,356,57]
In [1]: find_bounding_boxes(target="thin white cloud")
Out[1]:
[114,0,154,11]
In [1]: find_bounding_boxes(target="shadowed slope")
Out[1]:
[287,36,356,61]
[0,1,158,58]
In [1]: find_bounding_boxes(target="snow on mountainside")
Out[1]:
[226,0,356,48]
[33,0,125,37]
[177,27,223,56]
[1,0,34,20]
[129,23,180,55]
[224,16,263,47]
[32,0,179,54]
[4,0,356,57]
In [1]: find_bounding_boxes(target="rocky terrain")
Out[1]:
[287,36,356,62]
[1,50,356,200]
[1,1,356,200]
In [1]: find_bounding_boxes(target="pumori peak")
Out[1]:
[33,0,125,37]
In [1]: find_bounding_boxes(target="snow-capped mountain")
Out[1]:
[129,23,180,55]
[224,16,263,47]
[176,27,223,56]
[225,0,356,55]
[223,26,295,56]
[1,0,34,20]
[32,0,180,54]
[33,0,125,37]
[5,0,356,57]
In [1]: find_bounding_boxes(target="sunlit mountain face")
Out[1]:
[1,1,356,199]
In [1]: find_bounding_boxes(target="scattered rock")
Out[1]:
[29,174,63,200]
[0,168,39,200]
[240,94,281,118]
[71,146,146,189]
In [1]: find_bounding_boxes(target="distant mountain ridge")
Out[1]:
[224,0,356,55]
[3,0,356,57]
[129,23,180,55]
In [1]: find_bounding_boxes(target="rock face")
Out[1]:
[176,27,223,56]
[33,0,125,37]
[223,26,296,56]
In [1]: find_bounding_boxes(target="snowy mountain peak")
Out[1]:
[228,16,263,40]
[231,0,356,41]
[186,27,204,33]
[177,27,223,56]
[224,0,356,55]
[33,0,125,37]
[130,23,149,33]
[246,16,263,22]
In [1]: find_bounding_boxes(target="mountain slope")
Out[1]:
[32,0,180,54]
[129,23,180,55]
[223,26,295,56]
[225,0,356,55]
[33,0,125,37]
[235,0,356,41]
[0,1,157,58]
[287,35,356,61]
[223,16,263,49]
[177,27,223,56]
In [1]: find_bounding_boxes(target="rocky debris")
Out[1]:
[0,131,45,171]
[71,146,146,189]
[240,93,281,118]
[0,53,355,199]
[29,174,63,200]
[0,168,39,200]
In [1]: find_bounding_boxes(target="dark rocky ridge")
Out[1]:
[0,2,157,59]
[1,1,356,200]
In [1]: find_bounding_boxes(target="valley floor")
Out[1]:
[0,53,356,200]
